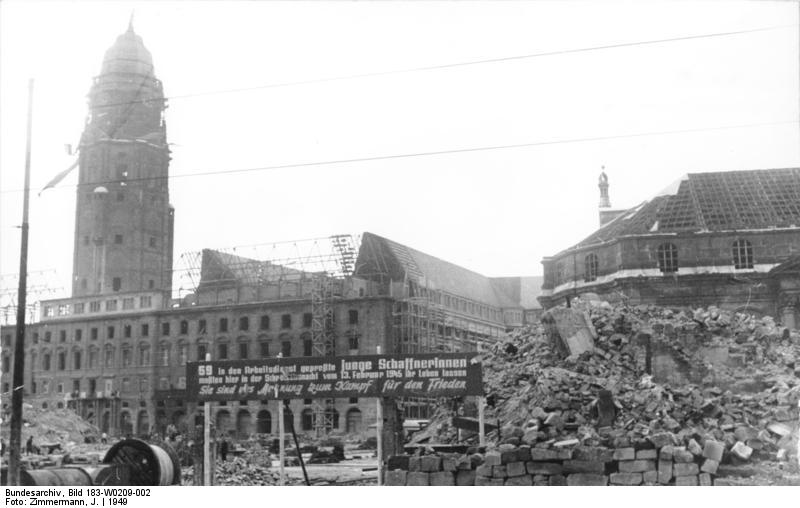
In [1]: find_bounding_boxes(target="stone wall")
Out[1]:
[383,439,734,486]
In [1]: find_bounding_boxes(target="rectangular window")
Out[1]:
[162,322,170,336]
[122,298,134,310]
[302,313,312,328]
[140,296,152,308]
[90,328,98,340]
[348,333,359,351]
[45,331,52,342]
[281,314,291,329]
[58,304,69,316]
[73,351,81,370]
[89,301,101,312]
[141,323,149,336]
[349,397,358,404]
[114,234,123,244]
[75,329,83,341]
[198,319,207,334]
[44,306,54,317]
[59,330,67,342]
[106,299,118,311]
[197,344,207,361]
[180,320,189,335]
[303,339,312,357]
[281,341,291,357]
[178,344,188,365]
[239,342,248,359]
[348,310,359,325]
[123,325,131,338]
[239,316,249,331]
[219,318,228,332]
[89,350,97,368]
[122,348,132,367]
[259,342,269,358]
[218,343,228,360]
[139,378,149,393]
[259,315,269,330]
[58,352,66,370]
[160,347,169,366]
[72,379,80,393]
[111,277,121,292]
[57,383,64,394]
[105,349,114,368]
[43,354,51,370]
[107,326,115,339]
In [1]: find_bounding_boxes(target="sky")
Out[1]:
[1,0,798,303]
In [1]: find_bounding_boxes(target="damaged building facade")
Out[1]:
[539,169,800,329]
[0,26,531,438]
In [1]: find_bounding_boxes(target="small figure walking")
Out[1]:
[25,435,34,455]
[101,432,108,444]
[219,438,229,462]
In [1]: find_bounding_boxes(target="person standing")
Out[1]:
[25,435,34,455]
[219,438,229,462]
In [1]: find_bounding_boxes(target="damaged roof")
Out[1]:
[568,168,800,251]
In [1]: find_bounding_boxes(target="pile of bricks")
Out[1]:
[384,439,741,486]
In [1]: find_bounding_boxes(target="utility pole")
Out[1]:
[8,78,34,486]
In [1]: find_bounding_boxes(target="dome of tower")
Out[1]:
[100,22,154,76]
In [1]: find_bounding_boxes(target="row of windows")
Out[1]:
[45,295,153,317]
[557,239,758,283]
[29,309,361,346]
[25,333,362,372]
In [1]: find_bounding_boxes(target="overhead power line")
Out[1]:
[93,23,796,110]
[4,118,794,195]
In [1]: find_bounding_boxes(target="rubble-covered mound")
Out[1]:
[415,300,800,468]
[0,403,99,445]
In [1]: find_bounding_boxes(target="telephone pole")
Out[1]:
[8,78,34,486]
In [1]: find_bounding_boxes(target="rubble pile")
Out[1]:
[0,403,99,445]
[414,299,800,474]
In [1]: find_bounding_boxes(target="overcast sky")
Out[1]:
[1,0,798,302]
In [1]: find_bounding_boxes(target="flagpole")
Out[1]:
[8,78,34,486]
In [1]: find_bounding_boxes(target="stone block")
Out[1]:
[563,460,605,474]
[648,432,676,448]
[700,458,718,475]
[529,448,560,461]
[526,462,563,475]
[522,429,540,445]
[474,476,504,486]
[430,471,455,486]
[617,460,656,473]
[609,473,642,485]
[420,455,442,472]
[556,449,572,461]
[613,448,635,461]
[384,470,407,486]
[501,449,518,465]
[643,471,658,484]
[406,472,430,486]
[408,456,421,472]
[456,456,472,470]
[506,461,527,477]
[532,475,548,486]
[553,438,579,448]
[672,449,694,463]
[573,446,614,463]
[492,465,507,478]
[687,439,702,457]
[475,464,492,477]
[703,441,724,462]
[484,450,502,466]
[456,469,476,486]
[442,456,457,472]
[659,445,674,461]
[675,475,698,486]
[515,446,531,462]
[387,455,410,471]
[731,442,752,461]
[673,462,699,477]
[566,473,608,486]
[698,473,712,486]
[658,461,672,485]
[504,475,533,486]
[548,474,567,486]
[636,449,658,460]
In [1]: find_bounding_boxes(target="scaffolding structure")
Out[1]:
[0,270,64,326]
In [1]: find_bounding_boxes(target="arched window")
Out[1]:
[584,253,599,282]
[732,239,753,269]
[138,344,150,366]
[236,409,252,438]
[301,408,314,431]
[346,408,362,433]
[327,408,340,429]
[158,343,170,366]
[256,409,272,434]
[216,410,231,435]
[657,243,678,273]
